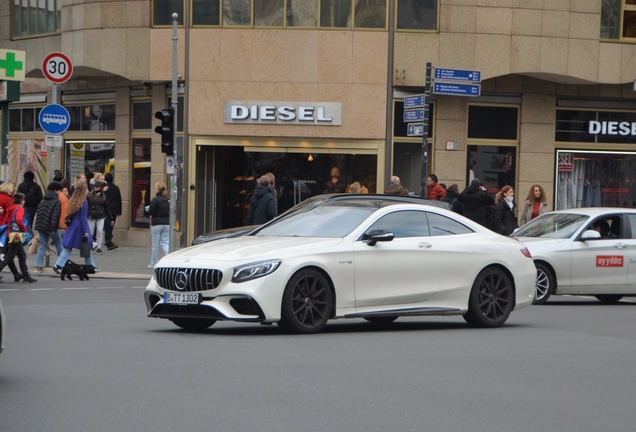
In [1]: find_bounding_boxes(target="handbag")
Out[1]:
[65,212,75,226]
[79,237,91,258]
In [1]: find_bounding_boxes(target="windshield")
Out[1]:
[512,213,589,239]
[256,204,376,238]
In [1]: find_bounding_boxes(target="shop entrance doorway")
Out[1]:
[193,146,377,238]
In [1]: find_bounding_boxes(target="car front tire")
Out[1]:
[278,269,333,334]
[594,294,623,303]
[170,318,216,331]
[534,263,555,305]
[463,267,514,328]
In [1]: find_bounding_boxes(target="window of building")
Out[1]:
[187,0,386,29]
[396,0,437,31]
[8,107,44,132]
[12,0,61,38]
[65,104,116,132]
[64,141,115,183]
[133,101,153,131]
[154,0,184,25]
[600,0,636,39]
[556,109,636,144]
[468,105,518,140]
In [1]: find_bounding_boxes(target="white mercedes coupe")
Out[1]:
[144,195,536,333]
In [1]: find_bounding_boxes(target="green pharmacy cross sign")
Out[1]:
[0,49,26,81]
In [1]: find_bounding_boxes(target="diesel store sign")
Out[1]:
[224,101,342,126]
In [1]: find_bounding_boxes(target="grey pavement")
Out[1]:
[5,244,156,280]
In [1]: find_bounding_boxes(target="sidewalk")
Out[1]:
[14,245,156,280]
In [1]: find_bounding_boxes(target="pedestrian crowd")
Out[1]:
[0,169,123,283]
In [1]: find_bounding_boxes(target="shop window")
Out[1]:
[320,0,352,27]
[9,109,21,132]
[224,0,251,25]
[254,0,284,26]
[133,101,153,131]
[12,0,61,38]
[64,141,115,183]
[153,0,184,26]
[468,105,518,140]
[131,138,152,228]
[556,109,636,144]
[354,0,386,28]
[556,150,636,210]
[466,145,516,194]
[600,0,636,40]
[396,0,437,31]
[193,0,220,25]
[6,139,48,186]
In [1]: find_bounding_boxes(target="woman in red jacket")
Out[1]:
[0,181,24,282]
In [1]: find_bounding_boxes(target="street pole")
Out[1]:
[169,13,178,253]
[419,62,432,197]
[49,83,57,183]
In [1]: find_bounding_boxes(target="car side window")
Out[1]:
[365,211,429,238]
[628,215,636,239]
[427,212,474,236]
[587,215,622,239]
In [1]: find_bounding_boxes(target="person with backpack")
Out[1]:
[17,171,43,238]
[86,181,113,255]
[0,193,37,283]
[33,182,64,272]
[0,181,25,282]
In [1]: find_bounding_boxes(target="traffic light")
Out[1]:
[155,108,174,156]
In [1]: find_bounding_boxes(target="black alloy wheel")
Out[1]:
[463,267,514,328]
[594,294,624,303]
[534,263,554,305]
[279,269,333,334]
[170,318,216,331]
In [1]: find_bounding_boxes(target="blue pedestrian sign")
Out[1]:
[39,104,70,135]
[433,82,481,97]
[404,94,426,109]
[403,109,424,122]
[434,68,481,83]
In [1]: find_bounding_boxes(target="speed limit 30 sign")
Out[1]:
[42,52,73,84]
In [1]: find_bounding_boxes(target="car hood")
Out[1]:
[161,236,345,265]
[516,236,569,251]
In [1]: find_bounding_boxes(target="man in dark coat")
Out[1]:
[246,176,276,225]
[458,178,495,227]
[103,173,121,250]
[385,176,409,195]
[17,171,43,237]
[33,182,64,271]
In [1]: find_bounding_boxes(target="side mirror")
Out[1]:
[363,230,394,246]
[581,229,601,240]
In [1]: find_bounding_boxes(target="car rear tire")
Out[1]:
[170,318,216,331]
[534,263,555,305]
[363,316,398,324]
[278,269,332,334]
[463,267,514,328]
[594,294,623,303]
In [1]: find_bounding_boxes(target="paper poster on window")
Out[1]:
[6,139,48,187]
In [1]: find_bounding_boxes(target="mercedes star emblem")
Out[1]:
[174,271,188,291]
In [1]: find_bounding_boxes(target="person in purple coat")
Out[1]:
[52,181,98,273]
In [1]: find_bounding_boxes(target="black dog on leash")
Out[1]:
[61,260,96,281]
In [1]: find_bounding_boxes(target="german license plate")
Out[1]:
[163,292,200,305]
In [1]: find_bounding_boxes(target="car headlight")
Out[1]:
[232,260,282,283]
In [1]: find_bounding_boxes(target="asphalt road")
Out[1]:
[0,278,635,432]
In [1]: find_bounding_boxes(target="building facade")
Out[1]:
[2,0,636,245]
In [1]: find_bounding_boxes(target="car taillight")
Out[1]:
[520,247,532,258]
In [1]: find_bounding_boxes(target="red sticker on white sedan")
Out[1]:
[596,255,624,267]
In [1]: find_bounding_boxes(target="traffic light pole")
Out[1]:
[419,62,432,197]
[169,13,178,253]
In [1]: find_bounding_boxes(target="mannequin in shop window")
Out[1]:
[324,167,345,194]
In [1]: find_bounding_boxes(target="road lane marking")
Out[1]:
[0,288,19,292]
[29,288,55,291]
[61,287,90,290]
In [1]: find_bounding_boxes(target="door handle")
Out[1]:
[418,242,433,249]
[614,243,628,249]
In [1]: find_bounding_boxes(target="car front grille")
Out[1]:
[155,268,223,292]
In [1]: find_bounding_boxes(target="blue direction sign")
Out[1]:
[403,109,424,122]
[404,94,426,109]
[39,104,70,135]
[433,82,481,97]
[434,68,481,82]
[407,123,423,137]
